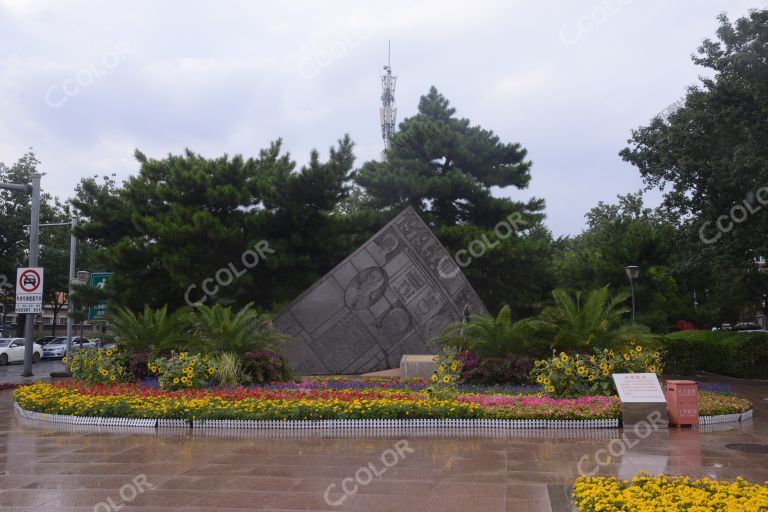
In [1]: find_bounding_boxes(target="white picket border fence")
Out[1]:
[15,402,752,431]
[699,409,753,425]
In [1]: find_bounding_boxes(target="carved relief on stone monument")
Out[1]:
[275,207,488,375]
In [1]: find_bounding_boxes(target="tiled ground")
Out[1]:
[0,376,765,511]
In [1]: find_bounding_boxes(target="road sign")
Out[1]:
[15,267,44,314]
[88,272,113,320]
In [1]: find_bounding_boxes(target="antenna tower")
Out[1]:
[379,41,397,160]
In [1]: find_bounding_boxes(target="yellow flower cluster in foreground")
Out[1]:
[573,473,768,512]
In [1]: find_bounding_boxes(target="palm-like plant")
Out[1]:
[533,286,630,350]
[432,305,540,358]
[106,305,191,356]
[189,302,289,354]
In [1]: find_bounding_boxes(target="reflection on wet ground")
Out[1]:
[0,375,765,511]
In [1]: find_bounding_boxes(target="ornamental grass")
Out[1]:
[573,473,768,512]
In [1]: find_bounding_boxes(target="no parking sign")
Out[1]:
[15,267,44,314]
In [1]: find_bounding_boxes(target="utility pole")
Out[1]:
[22,174,41,376]
[0,175,42,376]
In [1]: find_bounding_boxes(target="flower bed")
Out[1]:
[14,381,621,421]
[12,380,752,426]
[698,391,752,416]
[573,474,768,511]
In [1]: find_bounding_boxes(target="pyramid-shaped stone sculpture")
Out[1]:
[275,207,487,375]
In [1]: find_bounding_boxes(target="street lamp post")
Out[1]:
[625,265,640,324]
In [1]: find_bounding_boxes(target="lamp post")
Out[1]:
[626,265,640,324]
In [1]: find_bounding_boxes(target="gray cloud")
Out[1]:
[0,0,756,235]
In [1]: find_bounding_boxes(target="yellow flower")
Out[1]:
[109,375,116,381]
[173,378,180,384]
[589,356,595,363]
[536,375,544,384]
[433,355,439,362]
[450,362,459,371]
[649,365,657,373]
[430,374,438,382]
[635,345,642,352]
[547,386,555,393]
[208,368,215,375]
[442,375,451,383]
[623,353,631,361]
[159,381,165,387]
[62,357,68,363]
[588,375,595,381]
[577,366,586,375]
[106,350,113,357]
[560,353,569,362]
[602,369,609,376]
[653,351,660,359]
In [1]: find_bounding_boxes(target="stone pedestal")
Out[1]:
[399,355,437,379]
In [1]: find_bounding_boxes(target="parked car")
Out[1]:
[35,336,58,346]
[0,338,42,365]
[732,322,767,332]
[41,337,95,359]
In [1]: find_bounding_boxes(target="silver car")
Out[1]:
[41,337,95,359]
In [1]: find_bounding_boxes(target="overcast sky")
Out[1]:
[0,0,762,235]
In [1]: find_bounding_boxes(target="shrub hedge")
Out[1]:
[657,330,768,379]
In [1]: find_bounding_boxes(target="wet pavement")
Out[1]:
[0,360,66,385]
[0,376,765,511]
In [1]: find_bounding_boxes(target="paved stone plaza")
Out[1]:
[0,375,765,511]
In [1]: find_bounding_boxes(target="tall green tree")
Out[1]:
[72,137,378,312]
[553,193,701,330]
[356,87,553,315]
[620,10,768,320]
[0,151,69,334]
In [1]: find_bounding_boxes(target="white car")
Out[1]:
[0,338,42,365]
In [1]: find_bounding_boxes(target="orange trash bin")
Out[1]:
[666,380,698,427]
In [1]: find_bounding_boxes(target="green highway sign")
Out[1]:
[87,272,113,321]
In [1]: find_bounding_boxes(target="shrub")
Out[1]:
[66,348,132,385]
[659,330,768,379]
[190,303,290,355]
[212,352,249,388]
[458,352,533,385]
[432,306,543,357]
[530,342,664,397]
[529,286,631,351]
[107,305,190,356]
[149,352,215,390]
[243,351,293,384]
[130,352,150,380]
